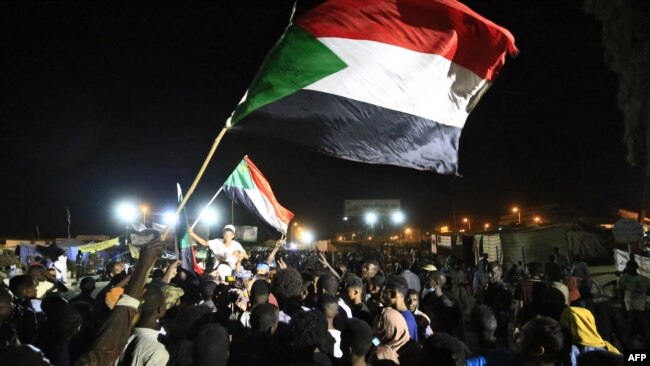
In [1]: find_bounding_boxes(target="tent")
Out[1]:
[499,225,571,266]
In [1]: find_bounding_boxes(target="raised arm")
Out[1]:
[266,235,286,266]
[319,253,341,281]
[189,229,208,247]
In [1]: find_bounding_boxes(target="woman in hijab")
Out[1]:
[368,308,420,366]
[560,306,620,366]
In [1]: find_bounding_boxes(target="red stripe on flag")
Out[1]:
[296,0,517,81]
[245,156,295,226]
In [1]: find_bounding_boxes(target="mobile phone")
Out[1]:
[372,337,380,346]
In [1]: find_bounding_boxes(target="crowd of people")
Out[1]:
[0,224,648,366]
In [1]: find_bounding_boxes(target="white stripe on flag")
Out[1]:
[244,188,289,234]
[305,38,488,128]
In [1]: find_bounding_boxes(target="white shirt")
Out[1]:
[338,298,353,318]
[328,329,343,358]
[207,238,245,268]
[117,327,169,366]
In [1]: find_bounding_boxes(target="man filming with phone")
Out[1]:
[190,224,249,270]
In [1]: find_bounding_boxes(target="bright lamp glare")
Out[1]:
[391,211,405,224]
[201,209,218,226]
[302,231,314,243]
[163,212,178,225]
[116,202,137,223]
[365,212,378,225]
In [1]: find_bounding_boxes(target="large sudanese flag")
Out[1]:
[226,0,517,174]
[223,156,294,235]
[176,183,204,276]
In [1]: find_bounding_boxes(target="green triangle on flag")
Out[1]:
[228,26,347,125]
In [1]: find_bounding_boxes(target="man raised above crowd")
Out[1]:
[191,224,248,269]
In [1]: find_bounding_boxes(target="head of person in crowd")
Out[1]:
[430,298,463,335]
[528,262,543,279]
[424,270,446,297]
[272,267,303,311]
[346,276,364,304]
[371,308,409,365]
[138,284,167,328]
[41,294,68,320]
[487,263,503,284]
[250,303,279,335]
[9,274,37,301]
[194,323,230,366]
[341,318,374,366]
[367,274,385,297]
[250,279,271,306]
[151,268,165,281]
[167,304,213,344]
[57,302,84,338]
[199,280,217,303]
[361,260,380,280]
[256,263,270,276]
[549,282,570,306]
[401,256,414,272]
[0,289,14,323]
[286,309,330,363]
[382,275,408,309]
[514,316,566,366]
[406,289,420,313]
[223,224,236,243]
[318,293,339,329]
[469,305,497,349]
[300,271,316,303]
[422,332,470,366]
[79,277,95,295]
[105,261,126,283]
[538,288,567,320]
[623,259,639,275]
[317,273,339,296]
[27,265,46,283]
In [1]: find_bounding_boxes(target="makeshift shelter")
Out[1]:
[499,225,571,266]
[566,230,611,261]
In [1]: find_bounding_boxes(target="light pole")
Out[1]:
[116,202,137,261]
[391,211,405,225]
[462,217,471,231]
[512,207,521,224]
[291,222,298,243]
[141,206,149,226]
[365,212,377,239]
[484,223,490,231]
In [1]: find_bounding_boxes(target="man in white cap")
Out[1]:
[191,224,248,269]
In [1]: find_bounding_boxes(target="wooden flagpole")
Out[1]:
[162,126,228,240]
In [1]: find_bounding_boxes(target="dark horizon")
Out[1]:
[0,0,644,241]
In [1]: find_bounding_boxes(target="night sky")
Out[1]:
[0,0,642,240]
